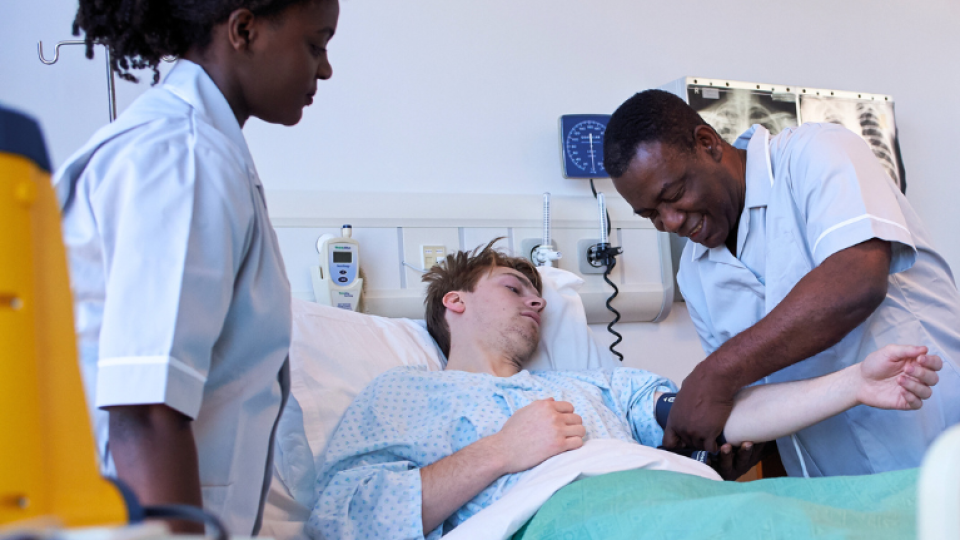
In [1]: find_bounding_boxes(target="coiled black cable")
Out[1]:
[601,260,624,361]
[589,179,624,361]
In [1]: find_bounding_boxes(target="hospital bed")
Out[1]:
[258,267,960,540]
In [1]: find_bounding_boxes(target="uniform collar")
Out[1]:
[162,59,259,183]
[739,124,773,211]
[690,124,772,263]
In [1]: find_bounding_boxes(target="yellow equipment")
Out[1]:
[0,106,129,528]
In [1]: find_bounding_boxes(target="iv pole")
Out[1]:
[38,40,117,122]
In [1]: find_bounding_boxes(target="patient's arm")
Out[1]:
[721,344,941,445]
[420,398,585,533]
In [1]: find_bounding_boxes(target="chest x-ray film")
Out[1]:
[687,86,799,144]
[799,96,905,193]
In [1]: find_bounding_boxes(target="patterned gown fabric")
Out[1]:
[307,367,675,539]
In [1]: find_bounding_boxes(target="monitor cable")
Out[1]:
[588,180,624,361]
[106,477,230,540]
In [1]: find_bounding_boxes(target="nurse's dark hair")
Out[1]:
[72,0,316,84]
[422,239,542,358]
[603,89,711,178]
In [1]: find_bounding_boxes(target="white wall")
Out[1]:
[4,0,959,381]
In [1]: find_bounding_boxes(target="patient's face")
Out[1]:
[465,267,545,366]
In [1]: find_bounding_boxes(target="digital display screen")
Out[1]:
[333,251,352,263]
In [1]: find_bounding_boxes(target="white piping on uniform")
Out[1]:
[98,355,208,383]
[791,434,810,478]
[811,214,910,255]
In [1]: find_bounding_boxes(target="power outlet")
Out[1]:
[421,245,447,270]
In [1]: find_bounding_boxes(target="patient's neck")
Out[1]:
[445,341,522,378]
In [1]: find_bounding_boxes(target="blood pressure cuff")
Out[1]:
[655,393,726,463]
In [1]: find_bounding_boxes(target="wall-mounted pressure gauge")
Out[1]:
[559,114,611,179]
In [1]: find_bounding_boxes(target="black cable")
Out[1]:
[144,505,229,540]
[589,178,624,361]
[600,253,624,361]
[106,476,145,523]
[588,242,624,361]
[104,476,230,540]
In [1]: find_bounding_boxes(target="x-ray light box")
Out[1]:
[659,77,905,193]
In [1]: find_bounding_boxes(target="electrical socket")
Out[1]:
[421,245,447,270]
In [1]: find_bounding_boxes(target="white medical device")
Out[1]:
[311,225,363,311]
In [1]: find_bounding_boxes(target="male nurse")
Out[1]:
[605,89,960,477]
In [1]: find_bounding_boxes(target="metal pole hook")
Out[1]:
[37,40,85,65]
[38,39,116,122]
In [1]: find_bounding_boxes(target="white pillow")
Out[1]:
[525,267,618,371]
[272,266,615,511]
[277,299,445,504]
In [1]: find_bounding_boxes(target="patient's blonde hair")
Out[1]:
[422,239,542,357]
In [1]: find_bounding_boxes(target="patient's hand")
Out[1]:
[490,398,585,474]
[857,344,941,410]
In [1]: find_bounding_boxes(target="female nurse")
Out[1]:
[53,0,339,534]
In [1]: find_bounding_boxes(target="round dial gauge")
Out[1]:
[564,120,607,176]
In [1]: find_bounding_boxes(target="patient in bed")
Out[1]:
[307,242,941,540]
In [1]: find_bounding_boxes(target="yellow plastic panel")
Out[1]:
[0,152,127,527]
[0,152,45,523]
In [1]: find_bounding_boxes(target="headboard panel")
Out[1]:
[268,190,673,324]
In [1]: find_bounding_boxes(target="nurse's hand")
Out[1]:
[491,398,585,474]
[857,344,941,410]
[662,365,735,453]
[712,441,765,480]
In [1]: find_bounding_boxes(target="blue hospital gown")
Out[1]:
[307,367,676,539]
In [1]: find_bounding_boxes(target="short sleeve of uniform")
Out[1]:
[788,124,916,273]
[91,125,254,419]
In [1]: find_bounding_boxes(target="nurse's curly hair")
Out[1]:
[603,89,713,178]
[422,239,542,358]
[72,0,316,84]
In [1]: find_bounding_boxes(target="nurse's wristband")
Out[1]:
[655,392,727,447]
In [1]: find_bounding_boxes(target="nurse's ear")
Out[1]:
[693,125,724,162]
[225,8,261,51]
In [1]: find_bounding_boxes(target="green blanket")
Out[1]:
[512,468,918,540]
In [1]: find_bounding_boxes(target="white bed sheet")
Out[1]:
[444,439,720,540]
[260,467,311,540]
